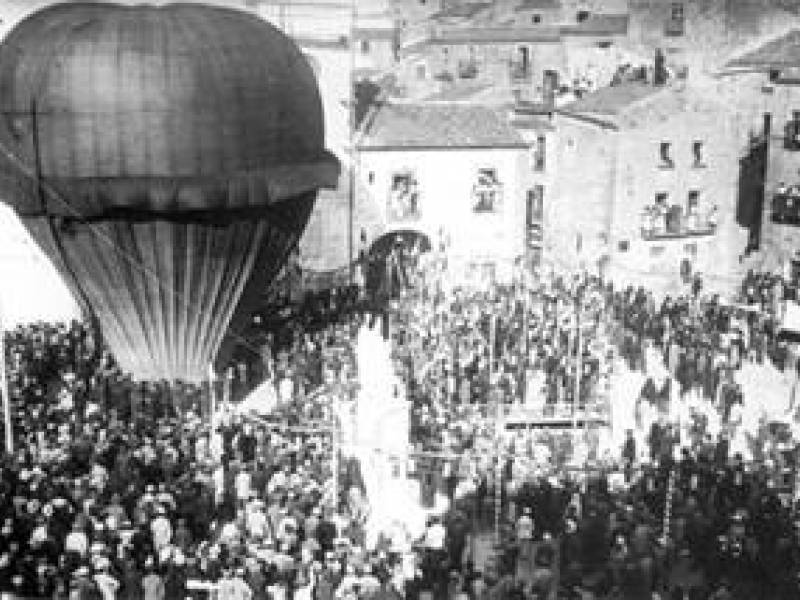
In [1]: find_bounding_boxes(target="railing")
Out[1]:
[785,121,800,150]
[772,192,800,225]
[640,207,717,240]
[459,400,610,425]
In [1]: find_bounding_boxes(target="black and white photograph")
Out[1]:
[0,0,798,598]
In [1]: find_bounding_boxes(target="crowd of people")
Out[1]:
[358,241,800,599]
[1,236,799,599]
[0,297,419,600]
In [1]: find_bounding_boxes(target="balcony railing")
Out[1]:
[640,205,718,240]
[785,121,800,150]
[772,191,800,225]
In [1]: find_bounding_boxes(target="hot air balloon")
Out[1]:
[0,3,339,382]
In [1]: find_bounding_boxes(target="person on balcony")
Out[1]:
[687,203,700,232]
[707,205,719,230]
[654,202,668,235]
[641,208,655,238]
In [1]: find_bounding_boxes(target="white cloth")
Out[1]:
[423,523,446,550]
[235,471,252,502]
[151,517,172,551]
[65,531,88,556]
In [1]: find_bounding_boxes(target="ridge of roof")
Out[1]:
[725,28,800,70]
[559,81,666,116]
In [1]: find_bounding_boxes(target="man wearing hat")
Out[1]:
[70,565,98,600]
[150,505,172,552]
[93,559,119,600]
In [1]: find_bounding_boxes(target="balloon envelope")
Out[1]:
[0,2,339,381]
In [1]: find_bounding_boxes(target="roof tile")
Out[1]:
[358,102,526,149]
[726,29,800,69]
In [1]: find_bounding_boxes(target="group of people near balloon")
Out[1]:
[0,308,413,600]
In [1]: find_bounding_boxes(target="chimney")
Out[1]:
[654,48,667,86]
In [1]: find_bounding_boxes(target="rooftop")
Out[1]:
[431,2,492,21]
[560,13,629,36]
[352,27,397,40]
[422,82,495,102]
[514,0,562,11]
[558,81,723,130]
[559,81,665,115]
[428,26,561,44]
[726,29,800,70]
[358,102,527,149]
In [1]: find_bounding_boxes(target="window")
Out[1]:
[526,186,544,228]
[684,242,697,256]
[472,168,502,213]
[533,136,546,171]
[655,192,668,207]
[360,40,370,54]
[687,190,700,213]
[785,110,800,149]
[692,141,705,167]
[650,246,665,257]
[618,240,630,252]
[666,2,685,36]
[532,14,541,24]
[388,172,420,221]
[659,142,674,168]
[416,64,427,80]
[368,171,375,185]
[576,10,590,23]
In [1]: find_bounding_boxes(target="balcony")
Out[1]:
[640,204,718,240]
[527,222,543,247]
[772,190,800,225]
[784,121,800,150]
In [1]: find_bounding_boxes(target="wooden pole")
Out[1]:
[348,0,357,286]
[331,396,340,512]
[490,315,503,543]
[208,364,216,431]
[0,301,11,455]
[573,291,582,431]
[662,468,677,543]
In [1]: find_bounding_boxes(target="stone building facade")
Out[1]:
[553,80,746,294]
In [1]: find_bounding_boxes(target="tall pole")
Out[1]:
[347,0,357,286]
[490,315,503,544]
[208,364,217,431]
[0,301,11,455]
[331,395,340,511]
[573,289,582,431]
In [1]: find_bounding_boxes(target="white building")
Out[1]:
[356,101,535,281]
